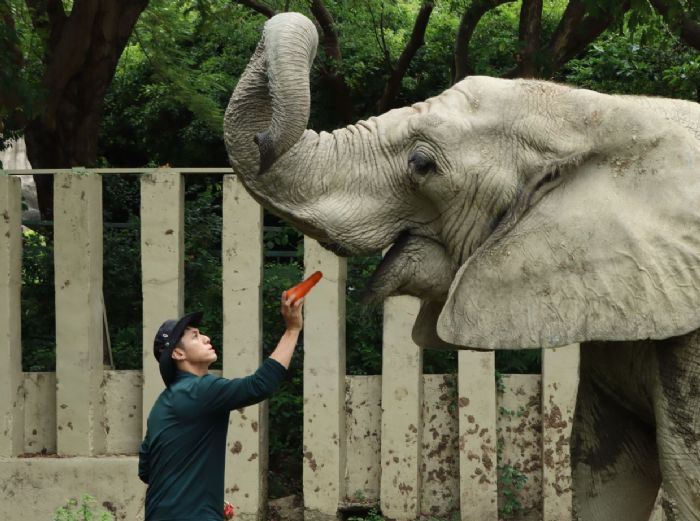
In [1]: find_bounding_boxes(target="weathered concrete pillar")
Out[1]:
[541,344,580,521]
[222,175,267,521]
[458,350,498,521]
[380,296,422,521]
[54,172,105,455]
[0,175,24,456]
[303,238,346,521]
[141,171,184,430]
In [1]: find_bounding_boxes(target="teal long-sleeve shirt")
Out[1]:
[138,358,287,521]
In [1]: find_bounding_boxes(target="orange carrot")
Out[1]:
[286,271,323,302]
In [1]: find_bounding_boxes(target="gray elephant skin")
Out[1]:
[224,13,700,521]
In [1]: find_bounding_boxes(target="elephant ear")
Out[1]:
[412,300,461,350]
[437,137,700,349]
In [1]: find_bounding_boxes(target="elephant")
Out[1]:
[223,12,700,521]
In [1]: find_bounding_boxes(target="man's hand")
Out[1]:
[281,291,303,332]
[270,292,303,369]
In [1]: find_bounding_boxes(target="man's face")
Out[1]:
[172,326,217,366]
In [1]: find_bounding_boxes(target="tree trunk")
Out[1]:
[541,0,630,76]
[516,0,543,78]
[453,0,516,84]
[23,0,149,220]
[648,0,700,51]
[309,0,355,124]
[376,2,434,114]
[234,0,276,18]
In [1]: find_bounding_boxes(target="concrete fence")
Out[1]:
[0,169,583,521]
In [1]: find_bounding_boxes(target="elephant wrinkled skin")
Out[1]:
[224,13,700,520]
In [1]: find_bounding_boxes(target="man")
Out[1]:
[138,292,303,521]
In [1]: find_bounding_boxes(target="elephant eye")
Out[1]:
[408,150,436,175]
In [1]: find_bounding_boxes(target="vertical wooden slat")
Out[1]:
[222,175,266,521]
[380,296,422,521]
[541,344,580,521]
[54,172,105,455]
[0,175,24,456]
[141,171,184,431]
[303,238,346,521]
[458,350,498,521]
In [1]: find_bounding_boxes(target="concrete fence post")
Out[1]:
[222,175,267,521]
[303,239,347,521]
[380,296,423,521]
[541,344,580,521]
[458,350,498,521]
[141,171,184,431]
[54,172,105,455]
[0,174,24,456]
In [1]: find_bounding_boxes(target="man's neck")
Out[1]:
[176,361,209,377]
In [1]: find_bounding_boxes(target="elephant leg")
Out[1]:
[654,335,700,521]
[571,375,661,521]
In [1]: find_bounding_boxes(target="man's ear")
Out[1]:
[171,346,186,361]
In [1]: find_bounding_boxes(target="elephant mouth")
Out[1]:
[318,229,454,303]
[362,231,455,302]
[318,240,356,257]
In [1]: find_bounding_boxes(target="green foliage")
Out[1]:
[53,495,114,521]
[496,349,541,374]
[183,177,224,365]
[495,370,529,518]
[495,370,505,394]
[0,1,46,138]
[262,258,304,489]
[495,402,529,518]
[21,228,55,371]
[102,175,142,369]
[497,463,527,518]
[562,11,700,101]
[347,256,383,375]
[347,508,385,521]
[100,1,262,166]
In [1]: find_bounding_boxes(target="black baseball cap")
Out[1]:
[153,311,203,386]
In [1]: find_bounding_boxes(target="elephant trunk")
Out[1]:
[224,13,318,177]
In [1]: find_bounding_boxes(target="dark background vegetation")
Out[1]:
[2,0,699,503]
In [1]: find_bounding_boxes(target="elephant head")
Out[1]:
[224,12,700,351]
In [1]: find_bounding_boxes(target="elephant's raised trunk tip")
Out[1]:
[224,12,318,177]
[254,130,275,174]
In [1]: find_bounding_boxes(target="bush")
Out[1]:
[21,228,55,371]
[53,495,114,521]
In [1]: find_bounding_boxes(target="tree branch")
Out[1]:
[379,5,392,69]
[648,0,700,51]
[309,0,355,123]
[376,1,434,113]
[41,0,100,113]
[365,2,390,69]
[24,0,67,55]
[25,0,67,31]
[541,0,630,76]
[516,0,542,77]
[233,0,276,19]
[452,0,516,84]
[309,0,341,61]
